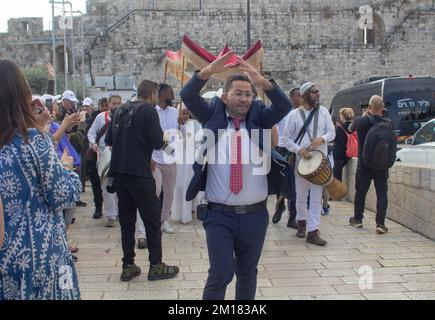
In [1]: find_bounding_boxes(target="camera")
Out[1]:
[106,176,116,194]
[196,204,208,221]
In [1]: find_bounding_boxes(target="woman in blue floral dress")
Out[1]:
[0,59,81,300]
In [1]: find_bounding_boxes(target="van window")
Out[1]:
[413,121,435,144]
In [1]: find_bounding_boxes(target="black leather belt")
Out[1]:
[208,200,267,215]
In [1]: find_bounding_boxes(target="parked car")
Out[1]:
[396,118,435,165]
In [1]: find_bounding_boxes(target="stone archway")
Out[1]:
[55,45,73,74]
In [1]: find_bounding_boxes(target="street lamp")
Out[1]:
[50,0,73,91]
[68,10,85,100]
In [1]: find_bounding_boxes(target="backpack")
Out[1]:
[338,123,358,158]
[362,116,397,170]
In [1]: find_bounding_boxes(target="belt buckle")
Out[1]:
[234,205,248,214]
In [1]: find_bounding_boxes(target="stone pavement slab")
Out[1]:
[70,186,435,300]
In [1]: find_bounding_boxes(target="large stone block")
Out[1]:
[404,191,432,223]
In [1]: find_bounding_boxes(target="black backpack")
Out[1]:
[362,115,397,170]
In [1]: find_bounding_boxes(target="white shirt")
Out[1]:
[87,111,110,154]
[205,120,268,206]
[152,105,179,164]
[280,106,335,156]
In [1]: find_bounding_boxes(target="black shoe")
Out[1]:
[120,264,141,282]
[272,198,285,224]
[76,200,87,207]
[71,254,78,262]
[376,224,389,234]
[148,263,179,281]
[349,217,363,228]
[93,208,103,219]
[287,218,298,229]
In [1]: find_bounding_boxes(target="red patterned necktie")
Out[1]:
[230,118,243,195]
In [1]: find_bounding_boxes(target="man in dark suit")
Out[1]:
[180,52,292,300]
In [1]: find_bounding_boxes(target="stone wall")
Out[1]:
[343,159,435,241]
[0,0,434,102]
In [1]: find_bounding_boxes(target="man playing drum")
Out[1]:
[281,82,335,246]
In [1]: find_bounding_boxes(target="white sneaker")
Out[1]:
[161,221,175,234]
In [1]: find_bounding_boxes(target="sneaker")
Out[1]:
[349,217,363,228]
[287,218,298,229]
[272,198,285,224]
[148,262,179,281]
[105,218,116,227]
[161,221,174,234]
[93,208,103,219]
[76,200,87,207]
[321,206,330,216]
[296,220,306,238]
[306,230,327,246]
[120,264,141,282]
[137,238,147,249]
[376,224,389,234]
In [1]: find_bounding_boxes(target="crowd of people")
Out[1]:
[0,55,395,300]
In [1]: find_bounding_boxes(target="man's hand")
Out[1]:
[197,50,234,80]
[46,63,55,80]
[309,137,325,151]
[150,159,157,172]
[298,148,311,159]
[91,143,99,153]
[236,57,273,91]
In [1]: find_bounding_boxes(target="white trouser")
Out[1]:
[101,179,118,219]
[136,211,146,239]
[294,171,323,232]
[153,163,177,222]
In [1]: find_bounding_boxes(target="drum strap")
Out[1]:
[296,108,318,145]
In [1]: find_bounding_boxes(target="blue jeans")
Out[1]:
[202,207,269,300]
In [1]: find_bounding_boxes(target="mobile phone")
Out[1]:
[45,99,53,113]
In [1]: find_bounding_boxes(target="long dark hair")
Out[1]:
[0,59,38,148]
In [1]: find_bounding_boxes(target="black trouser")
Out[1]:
[333,157,349,182]
[86,157,103,210]
[354,163,389,225]
[115,174,162,267]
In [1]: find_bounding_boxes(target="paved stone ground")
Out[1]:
[70,185,435,300]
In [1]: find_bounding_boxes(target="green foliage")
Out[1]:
[23,66,48,95]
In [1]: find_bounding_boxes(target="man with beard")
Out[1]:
[88,93,123,226]
[281,82,335,246]
[150,84,179,234]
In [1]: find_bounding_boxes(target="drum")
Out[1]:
[97,146,112,180]
[326,177,348,201]
[297,150,333,186]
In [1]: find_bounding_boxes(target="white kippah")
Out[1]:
[300,82,315,96]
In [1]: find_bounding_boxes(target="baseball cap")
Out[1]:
[82,97,94,106]
[41,94,61,102]
[62,90,78,103]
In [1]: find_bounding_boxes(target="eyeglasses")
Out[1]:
[229,90,253,98]
[31,99,44,114]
